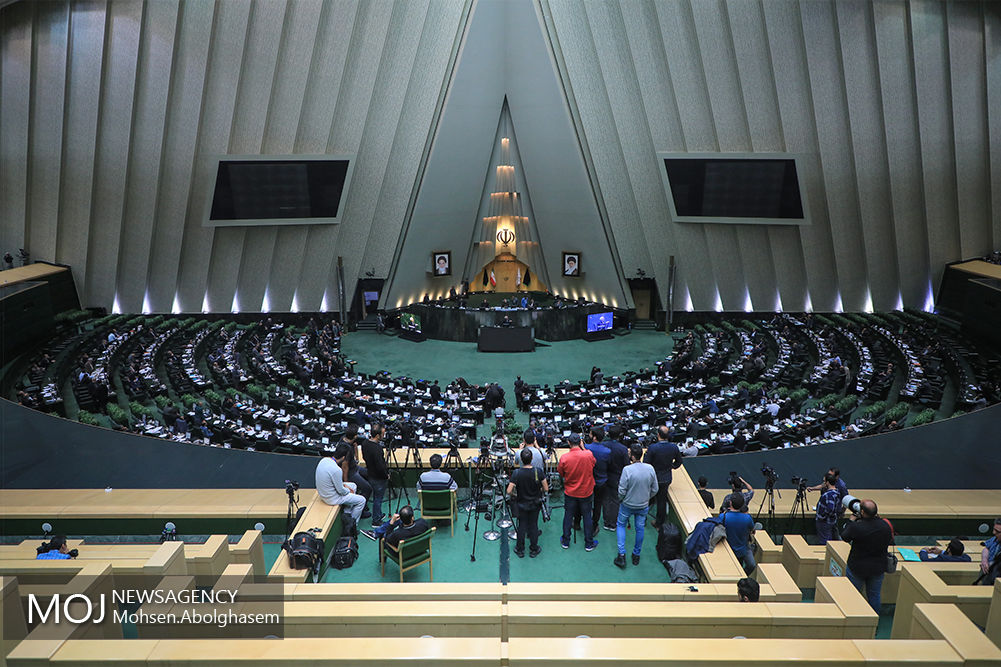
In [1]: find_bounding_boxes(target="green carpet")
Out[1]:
[264,505,671,584]
[340,330,674,390]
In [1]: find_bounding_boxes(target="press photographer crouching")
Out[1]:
[840,498,894,612]
[36,535,78,560]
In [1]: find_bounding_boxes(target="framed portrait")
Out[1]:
[562,251,581,277]
[432,251,452,277]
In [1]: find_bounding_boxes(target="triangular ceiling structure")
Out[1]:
[382,0,631,310]
[465,99,550,293]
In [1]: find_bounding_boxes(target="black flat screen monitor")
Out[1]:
[209,159,349,221]
[663,157,804,220]
[401,313,422,333]
[587,312,613,333]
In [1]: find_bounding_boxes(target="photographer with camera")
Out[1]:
[507,448,549,558]
[841,499,893,612]
[36,536,78,560]
[361,423,390,527]
[340,424,373,519]
[315,443,367,522]
[721,493,756,574]
[719,473,754,512]
[809,467,849,516]
[814,472,841,544]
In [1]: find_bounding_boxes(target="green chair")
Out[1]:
[380,526,436,582]
[419,488,457,536]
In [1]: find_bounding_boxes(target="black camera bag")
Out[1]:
[330,536,359,570]
[284,531,324,572]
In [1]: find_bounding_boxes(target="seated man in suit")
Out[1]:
[417,454,458,491]
[363,504,429,546]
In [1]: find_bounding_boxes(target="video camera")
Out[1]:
[790,476,808,490]
[285,479,300,500]
[761,463,779,486]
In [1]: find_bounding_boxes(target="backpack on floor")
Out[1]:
[656,522,684,563]
[341,513,359,539]
[330,536,359,570]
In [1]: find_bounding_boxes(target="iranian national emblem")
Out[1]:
[496,229,515,245]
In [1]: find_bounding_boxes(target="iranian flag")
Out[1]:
[489,270,497,287]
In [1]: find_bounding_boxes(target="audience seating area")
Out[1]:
[4,310,1000,462]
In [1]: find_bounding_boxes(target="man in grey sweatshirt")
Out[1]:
[615,443,659,568]
[315,443,367,522]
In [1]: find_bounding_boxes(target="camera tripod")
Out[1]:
[391,443,423,513]
[755,481,780,538]
[464,457,491,562]
[789,482,810,523]
[443,442,464,484]
[384,444,412,513]
[284,484,302,542]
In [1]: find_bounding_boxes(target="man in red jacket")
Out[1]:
[557,433,598,551]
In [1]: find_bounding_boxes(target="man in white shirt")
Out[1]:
[679,440,700,457]
[315,443,366,522]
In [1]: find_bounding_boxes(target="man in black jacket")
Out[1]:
[841,499,893,612]
[366,505,430,547]
[361,423,390,526]
[643,425,683,528]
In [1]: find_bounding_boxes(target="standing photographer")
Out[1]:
[809,467,849,516]
[361,423,390,527]
[814,473,841,544]
[841,499,893,612]
[507,448,549,558]
[719,475,754,512]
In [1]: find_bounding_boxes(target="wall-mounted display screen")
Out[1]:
[661,154,806,224]
[207,158,351,226]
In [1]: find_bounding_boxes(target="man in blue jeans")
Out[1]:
[614,444,658,568]
[360,423,390,526]
[841,499,893,612]
[721,493,756,575]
